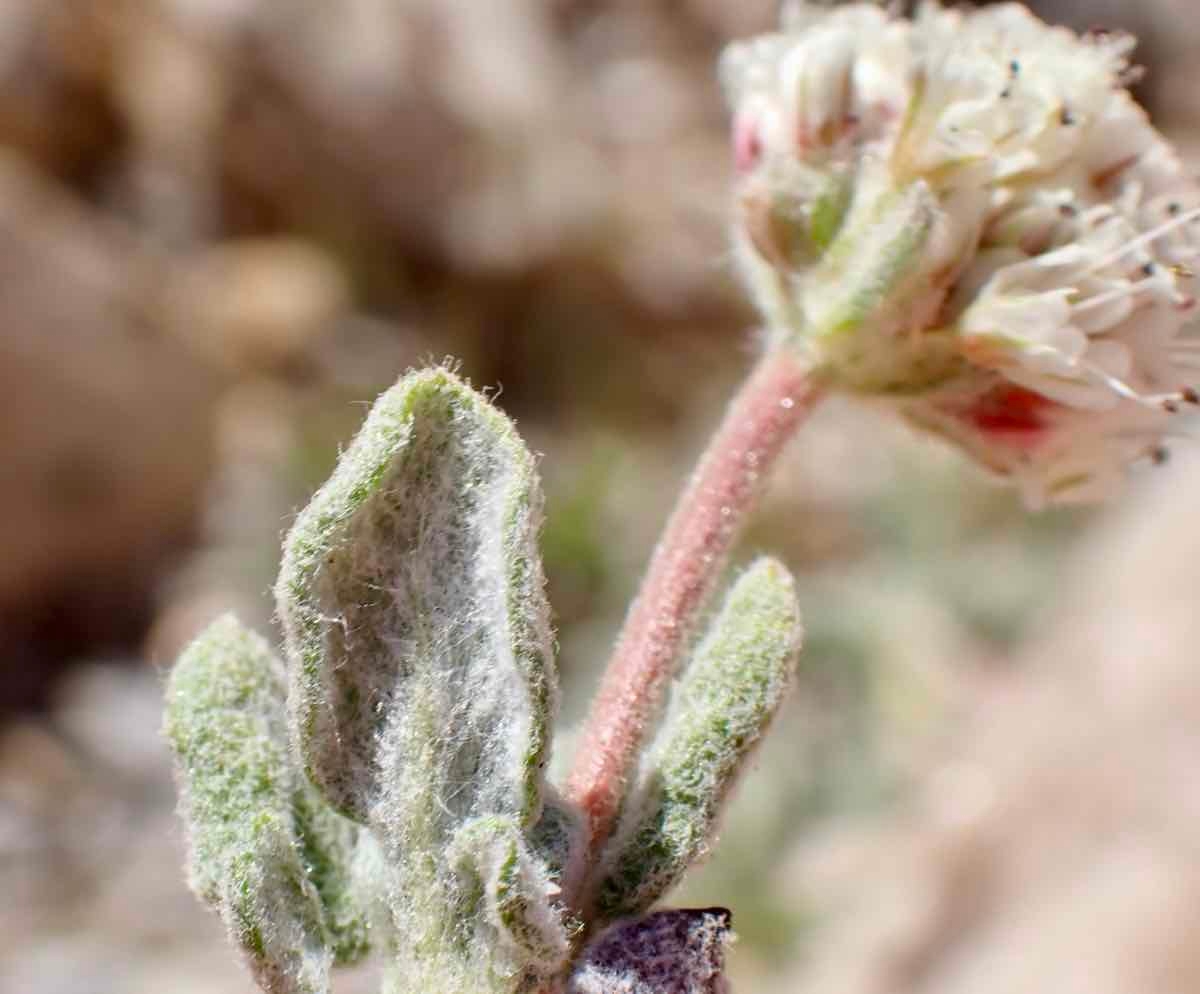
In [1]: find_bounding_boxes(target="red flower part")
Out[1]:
[963,385,1057,449]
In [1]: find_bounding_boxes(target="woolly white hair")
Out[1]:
[275,368,570,992]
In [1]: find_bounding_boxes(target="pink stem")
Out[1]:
[565,347,821,857]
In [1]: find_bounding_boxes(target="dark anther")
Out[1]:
[1169,202,1183,216]
[1182,386,1200,405]
[1060,107,1076,126]
[1151,445,1170,466]
[1142,262,1157,276]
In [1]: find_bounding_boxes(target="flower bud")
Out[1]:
[724,2,1200,504]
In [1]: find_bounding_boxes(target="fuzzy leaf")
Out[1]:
[529,788,588,893]
[594,558,801,923]
[275,367,564,991]
[567,908,733,994]
[292,787,384,966]
[164,615,377,994]
[449,815,575,977]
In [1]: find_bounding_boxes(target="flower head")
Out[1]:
[724,1,1200,505]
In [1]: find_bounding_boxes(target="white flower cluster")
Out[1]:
[724,1,1200,505]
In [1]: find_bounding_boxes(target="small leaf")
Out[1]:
[164,615,377,994]
[567,908,733,994]
[292,788,383,966]
[449,815,574,975]
[594,558,801,923]
[528,788,588,893]
[275,367,564,991]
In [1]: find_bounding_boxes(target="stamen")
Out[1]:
[1013,344,1147,404]
[1153,386,1200,409]
[1069,280,1159,316]
[1086,367,1157,404]
[1083,205,1200,273]
[1021,341,1199,411]
[1142,386,1200,411]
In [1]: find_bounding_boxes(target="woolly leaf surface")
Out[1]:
[447,815,575,986]
[164,615,377,993]
[275,368,564,991]
[594,558,801,922]
[528,788,588,893]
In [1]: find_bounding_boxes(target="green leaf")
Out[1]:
[164,615,377,994]
[275,367,565,991]
[450,816,575,975]
[528,788,588,893]
[291,785,382,966]
[594,558,801,923]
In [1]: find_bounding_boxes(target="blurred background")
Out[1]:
[3,1,1200,991]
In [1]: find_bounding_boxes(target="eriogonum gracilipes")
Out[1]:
[167,6,1200,993]
[568,0,1200,870]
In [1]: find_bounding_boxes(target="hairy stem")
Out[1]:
[564,347,820,868]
